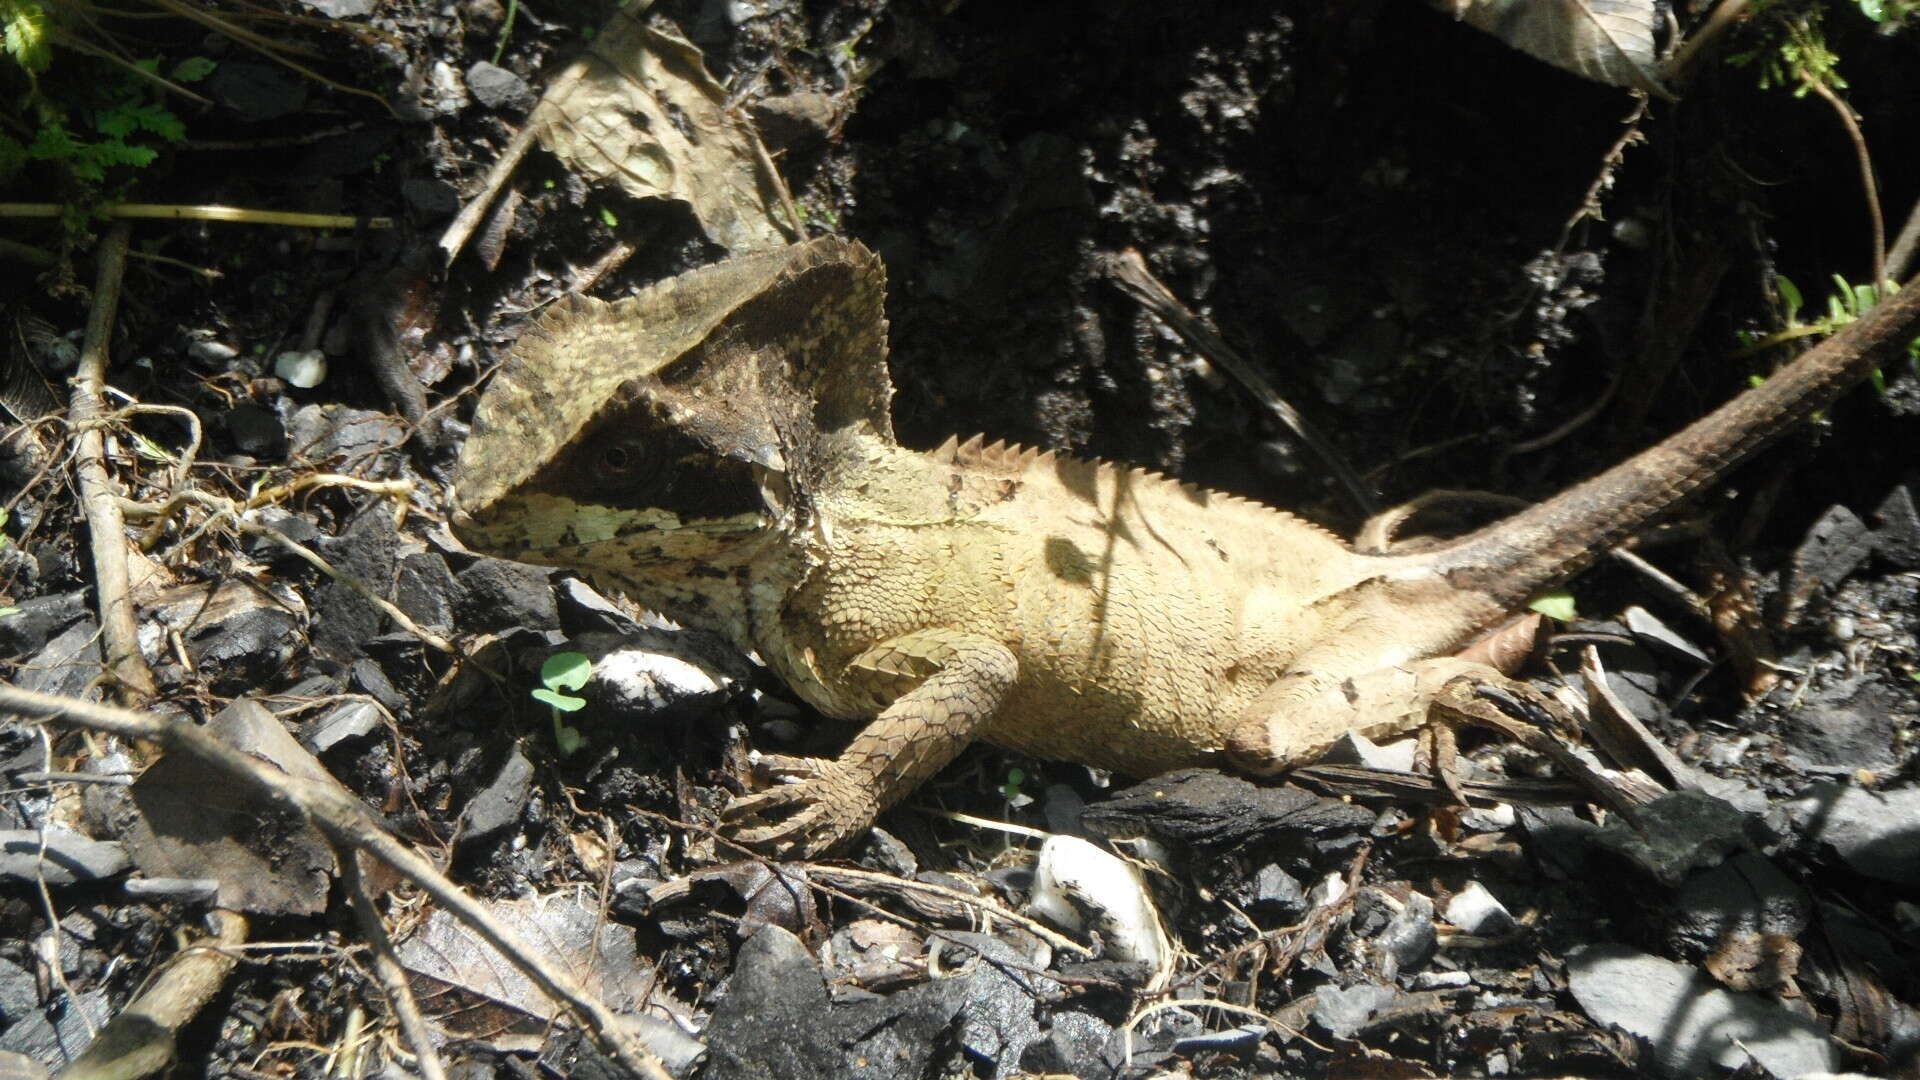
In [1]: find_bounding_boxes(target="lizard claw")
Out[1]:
[721,757,878,859]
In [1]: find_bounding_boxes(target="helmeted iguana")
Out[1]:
[450,237,1920,857]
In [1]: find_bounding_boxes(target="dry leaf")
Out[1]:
[1437,0,1675,100]
[535,8,795,251]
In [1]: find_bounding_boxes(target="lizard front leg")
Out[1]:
[723,629,1017,858]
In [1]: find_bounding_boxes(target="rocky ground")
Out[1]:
[2,0,1918,1077]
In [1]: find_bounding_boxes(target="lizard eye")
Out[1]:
[594,442,658,488]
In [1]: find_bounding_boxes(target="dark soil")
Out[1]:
[3,1,1918,1078]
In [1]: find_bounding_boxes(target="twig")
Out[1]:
[0,685,674,1080]
[1799,75,1886,291]
[119,487,452,655]
[1101,248,1378,517]
[0,204,393,229]
[1888,194,1920,285]
[54,910,248,1080]
[337,845,449,1080]
[1665,0,1753,86]
[68,222,157,706]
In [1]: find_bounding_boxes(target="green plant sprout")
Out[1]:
[1,1,215,190]
[533,651,592,756]
[1002,766,1027,805]
[1739,274,1917,394]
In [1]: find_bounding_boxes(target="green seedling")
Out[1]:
[533,651,592,756]
[1002,766,1027,805]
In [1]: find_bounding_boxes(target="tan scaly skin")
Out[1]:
[451,237,1920,858]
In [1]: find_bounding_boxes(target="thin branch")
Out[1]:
[337,845,449,1080]
[1800,74,1887,291]
[69,221,157,706]
[0,204,393,229]
[54,911,248,1080]
[0,684,674,1080]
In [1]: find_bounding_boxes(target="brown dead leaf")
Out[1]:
[535,8,796,251]
[1435,0,1675,100]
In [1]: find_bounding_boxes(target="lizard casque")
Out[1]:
[451,237,1920,856]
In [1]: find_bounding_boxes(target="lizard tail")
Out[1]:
[1419,279,1920,611]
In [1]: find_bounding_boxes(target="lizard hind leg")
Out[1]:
[1226,655,1648,818]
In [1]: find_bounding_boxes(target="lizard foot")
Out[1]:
[721,756,879,859]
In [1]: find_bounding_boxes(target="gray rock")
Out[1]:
[1592,790,1757,886]
[1668,853,1810,956]
[1784,783,1920,886]
[466,61,532,111]
[1566,943,1838,1078]
[0,591,87,659]
[1444,882,1517,936]
[302,699,382,753]
[1870,483,1919,567]
[294,0,373,16]
[455,558,559,633]
[1019,1008,1114,1077]
[1253,864,1307,916]
[700,927,837,1080]
[394,551,458,634]
[0,829,130,885]
[18,620,104,700]
[226,402,287,458]
[286,404,407,471]
[1311,982,1398,1039]
[950,931,1055,1075]
[458,747,534,844]
[1778,676,1902,773]
[206,61,308,122]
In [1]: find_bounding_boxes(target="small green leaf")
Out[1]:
[540,651,592,692]
[1002,767,1026,801]
[598,206,618,227]
[1774,274,1802,319]
[1529,590,1578,622]
[2,0,51,74]
[531,687,587,712]
[172,56,217,82]
[0,607,20,618]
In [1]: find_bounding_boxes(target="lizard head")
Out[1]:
[451,237,892,604]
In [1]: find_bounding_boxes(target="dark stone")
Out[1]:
[206,62,309,122]
[18,621,104,700]
[1592,790,1760,886]
[0,591,87,659]
[226,402,287,458]
[457,746,534,844]
[1784,782,1920,887]
[402,178,461,217]
[0,830,129,885]
[836,976,972,1080]
[302,699,382,753]
[1782,504,1876,616]
[454,558,559,633]
[700,927,838,1080]
[1777,675,1901,773]
[1870,483,1920,567]
[394,551,458,634]
[286,404,407,472]
[1018,1008,1115,1077]
[311,507,401,664]
[1667,853,1810,956]
[465,61,532,111]
[349,657,408,717]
